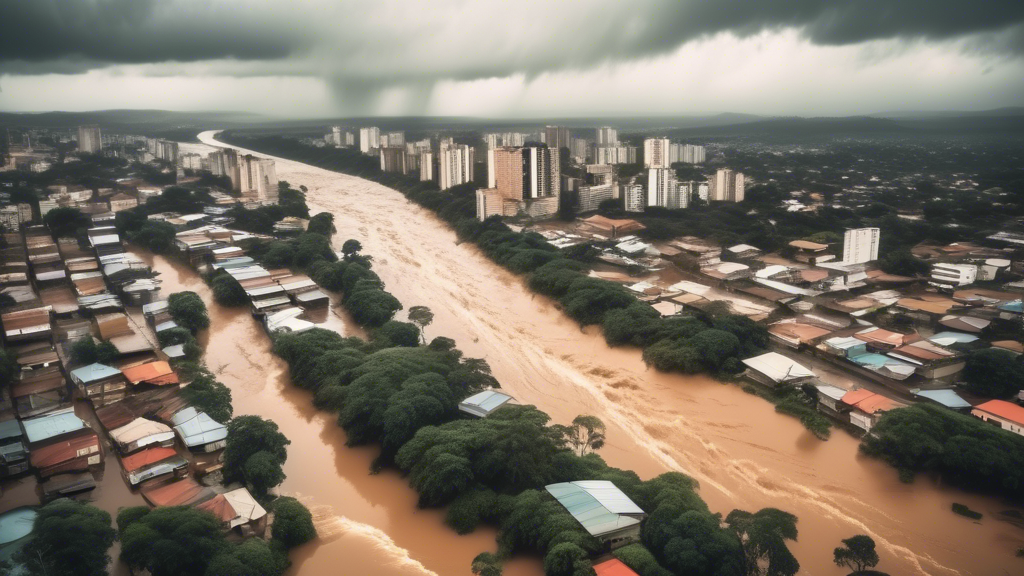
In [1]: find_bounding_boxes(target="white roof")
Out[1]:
[816,385,848,401]
[985,258,1011,267]
[709,262,749,274]
[741,352,815,383]
[458,390,514,417]
[222,488,268,528]
[109,418,174,448]
[21,408,87,444]
[89,234,121,246]
[171,407,228,448]
[824,336,865,350]
[728,244,760,253]
[756,265,789,279]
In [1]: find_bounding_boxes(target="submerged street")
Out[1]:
[193,131,1024,576]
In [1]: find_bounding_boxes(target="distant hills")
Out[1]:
[1,107,1022,141]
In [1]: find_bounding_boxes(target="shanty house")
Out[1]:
[69,363,128,407]
[171,407,227,452]
[20,408,90,446]
[741,352,816,387]
[121,361,179,389]
[0,419,29,477]
[29,431,101,478]
[546,481,646,548]
[10,366,69,418]
[120,446,189,486]
[841,389,900,432]
[109,417,175,454]
[196,487,268,536]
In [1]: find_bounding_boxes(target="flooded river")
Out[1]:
[196,131,1024,576]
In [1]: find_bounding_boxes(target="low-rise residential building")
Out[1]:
[971,400,1024,437]
[930,263,977,288]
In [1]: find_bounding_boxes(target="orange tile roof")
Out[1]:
[973,400,1024,425]
[841,389,898,414]
[121,361,176,385]
[121,446,179,473]
[593,559,640,576]
[769,322,832,343]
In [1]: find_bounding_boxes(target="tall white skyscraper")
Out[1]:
[239,155,279,204]
[710,169,745,202]
[596,127,617,146]
[643,138,670,168]
[647,168,679,208]
[439,143,474,190]
[359,127,381,153]
[78,125,103,154]
[843,228,881,264]
[330,126,343,147]
[623,184,645,213]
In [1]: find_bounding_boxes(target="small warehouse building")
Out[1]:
[741,352,816,387]
[545,480,646,548]
[458,390,514,418]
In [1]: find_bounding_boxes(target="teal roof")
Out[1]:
[546,481,644,537]
[0,507,36,545]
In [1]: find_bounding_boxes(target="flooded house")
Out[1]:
[546,480,646,548]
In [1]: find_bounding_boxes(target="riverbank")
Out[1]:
[196,130,1024,576]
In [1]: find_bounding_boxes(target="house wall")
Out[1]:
[972,411,1024,437]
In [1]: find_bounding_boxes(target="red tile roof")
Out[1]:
[120,446,179,473]
[973,400,1024,425]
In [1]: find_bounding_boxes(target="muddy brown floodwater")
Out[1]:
[194,131,1024,576]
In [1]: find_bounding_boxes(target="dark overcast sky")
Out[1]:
[1,0,1022,117]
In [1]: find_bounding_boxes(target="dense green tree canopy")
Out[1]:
[17,499,116,576]
[270,497,318,549]
[224,415,290,497]
[960,348,1024,399]
[181,376,234,422]
[168,290,210,332]
[834,535,880,574]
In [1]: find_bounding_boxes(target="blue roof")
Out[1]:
[916,389,972,409]
[999,300,1024,313]
[70,362,122,384]
[21,410,87,443]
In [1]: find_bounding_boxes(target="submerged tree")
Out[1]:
[407,305,434,344]
[560,415,607,457]
[833,535,880,574]
[725,508,800,576]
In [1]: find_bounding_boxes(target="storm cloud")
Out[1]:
[1,0,1022,115]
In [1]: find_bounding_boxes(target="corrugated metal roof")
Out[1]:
[458,390,514,417]
[171,407,227,447]
[741,352,815,384]
[21,409,88,443]
[545,481,644,537]
[916,389,971,409]
[70,362,122,384]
